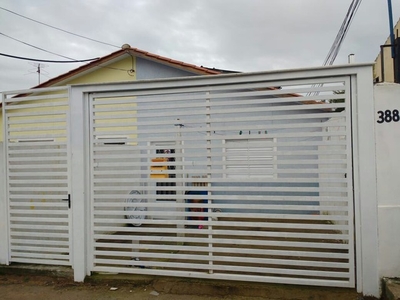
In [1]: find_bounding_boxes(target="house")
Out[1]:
[374,17,400,83]
[0,49,379,296]
[0,44,225,141]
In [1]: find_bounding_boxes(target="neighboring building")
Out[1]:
[374,18,400,83]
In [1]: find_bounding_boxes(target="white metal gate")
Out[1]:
[2,87,71,266]
[88,75,355,287]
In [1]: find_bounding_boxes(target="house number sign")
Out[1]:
[377,109,399,123]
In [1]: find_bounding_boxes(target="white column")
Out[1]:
[352,66,379,297]
[0,141,9,265]
[69,86,88,282]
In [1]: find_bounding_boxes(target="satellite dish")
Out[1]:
[125,190,146,226]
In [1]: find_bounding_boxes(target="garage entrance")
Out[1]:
[86,74,355,287]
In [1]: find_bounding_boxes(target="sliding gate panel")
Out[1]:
[89,75,354,287]
[2,88,71,266]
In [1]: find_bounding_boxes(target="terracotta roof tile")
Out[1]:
[29,46,220,89]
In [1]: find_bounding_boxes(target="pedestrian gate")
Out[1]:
[2,87,71,266]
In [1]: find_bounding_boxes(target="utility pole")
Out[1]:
[387,0,395,59]
[386,0,399,82]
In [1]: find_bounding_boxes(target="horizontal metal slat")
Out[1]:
[3,90,68,102]
[9,179,68,184]
[10,239,69,246]
[92,84,344,107]
[93,185,348,194]
[10,232,69,238]
[93,258,349,279]
[10,257,71,266]
[93,211,350,221]
[8,125,66,133]
[9,187,68,192]
[7,133,66,140]
[5,100,67,111]
[10,209,69,215]
[90,75,347,100]
[92,177,348,184]
[93,234,349,249]
[92,266,352,287]
[7,117,67,125]
[94,218,349,230]
[94,250,348,269]
[89,130,348,145]
[5,109,67,118]
[11,252,69,260]
[96,201,311,211]
[11,224,69,230]
[11,245,69,253]
[92,227,348,240]
[93,242,350,259]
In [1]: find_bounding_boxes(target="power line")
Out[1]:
[0,52,135,74]
[0,52,99,63]
[308,0,362,97]
[323,0,362,66]
[0,31,80,61]
[0,6,120,49]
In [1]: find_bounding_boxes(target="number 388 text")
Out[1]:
[377,109,399,124]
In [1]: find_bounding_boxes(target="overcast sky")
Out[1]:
[0,0,399,92]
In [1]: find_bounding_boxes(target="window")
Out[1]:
[149,142,177,201]
[224,138,276,178]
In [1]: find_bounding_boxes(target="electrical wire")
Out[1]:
[308,0,362,97]
[323,0,362,66]
[0,52,134,75]
[0,52,99,63]
[0,31,86,61]
[0,32,132,72]
[0,6,119,49]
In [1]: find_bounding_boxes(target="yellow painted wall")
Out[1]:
[374,18,400,82]
[0,56,136,142]
[62,56,136,86]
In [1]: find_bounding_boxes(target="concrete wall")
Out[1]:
[374,83,400,277]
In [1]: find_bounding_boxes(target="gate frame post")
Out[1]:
[0,139,9,265]
[0,92,9,265]
[69,86,89,281]
[351,66,380,297]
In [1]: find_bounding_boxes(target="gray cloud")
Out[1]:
[1,0,399,92]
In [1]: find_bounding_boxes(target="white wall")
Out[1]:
[375,83,400,277]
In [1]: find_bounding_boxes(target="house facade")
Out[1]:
[1,61,380,297]
[0,45,221,141]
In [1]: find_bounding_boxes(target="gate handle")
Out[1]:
[62,194,71,209]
